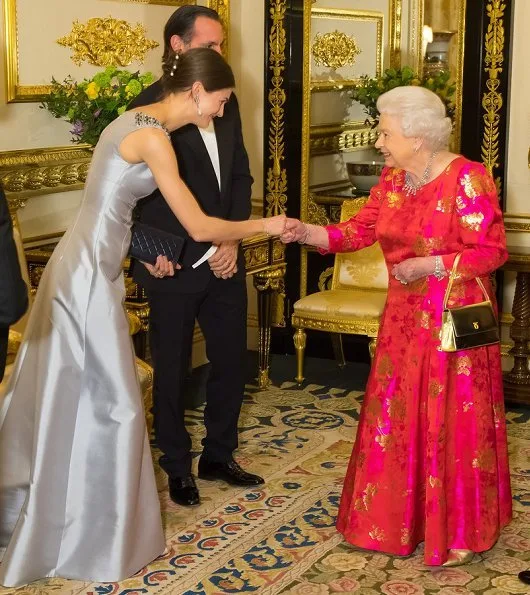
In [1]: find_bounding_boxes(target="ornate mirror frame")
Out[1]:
[299,0,405,298]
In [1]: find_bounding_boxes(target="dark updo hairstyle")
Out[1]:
[162,5,221,67]
[161,47,235,97]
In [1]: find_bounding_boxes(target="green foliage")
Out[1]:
[40,67,155,146]
[349,66,456,125]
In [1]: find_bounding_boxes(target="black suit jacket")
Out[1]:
[128,82,253,293]
[0,186,28,381]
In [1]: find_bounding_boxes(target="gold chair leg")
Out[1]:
[293,328,307,384]
[368,336,378,359]
[330,332,346,368]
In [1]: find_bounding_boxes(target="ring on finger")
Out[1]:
[400,279,407,285]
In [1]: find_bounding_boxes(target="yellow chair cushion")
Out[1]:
[293,289,387,318]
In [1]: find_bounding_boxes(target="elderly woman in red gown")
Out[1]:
[282,86,512,566]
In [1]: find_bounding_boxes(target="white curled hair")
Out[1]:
[376,86,452,151]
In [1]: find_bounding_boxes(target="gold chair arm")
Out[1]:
[6,329,22,364]
[127,311,142,336]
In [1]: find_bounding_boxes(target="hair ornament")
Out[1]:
[170,52,180,77]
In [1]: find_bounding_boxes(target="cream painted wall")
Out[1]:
[504,1,530,221]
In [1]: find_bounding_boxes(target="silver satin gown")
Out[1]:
[0,111,167,587]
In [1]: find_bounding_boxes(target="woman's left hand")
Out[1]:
[391,256,434,284]
[143,254,179,278]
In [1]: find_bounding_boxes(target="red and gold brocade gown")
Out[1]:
[331,157,512,565]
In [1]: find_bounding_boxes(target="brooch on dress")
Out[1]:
[134,112,170,139]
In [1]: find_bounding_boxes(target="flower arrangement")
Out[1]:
[349,65,456,126]
[41,66,155,146]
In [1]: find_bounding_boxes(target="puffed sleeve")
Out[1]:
[322,175,384,254]
[441,161,507,280]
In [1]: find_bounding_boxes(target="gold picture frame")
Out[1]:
[2,0,230,103]
[310,8,384,92]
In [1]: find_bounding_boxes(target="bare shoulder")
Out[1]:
[120,126,171,164]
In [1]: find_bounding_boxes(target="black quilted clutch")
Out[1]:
[128,222,185,265]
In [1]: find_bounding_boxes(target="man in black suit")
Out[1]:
[0,185,28,383]
[129,5,263,506]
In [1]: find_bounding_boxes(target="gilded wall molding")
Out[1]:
[310,123,378,155]
[409,0,424,75]
[0,146,92,212]
[311,31,361,70]
[265,0,287,217]
[208,0,231,59]
[57,17,159,67]
[389,0,402,68]
[307,194,329,226]
[504,222,530,233]
[481,0,505,189]
[300,0,313,298]
[112,0,195,4]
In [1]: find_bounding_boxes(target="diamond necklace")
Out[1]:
[403,151,438,196]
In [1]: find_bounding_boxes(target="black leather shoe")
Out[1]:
[198,458,264,487]
[168,475,200,506]
[519,571,530,585]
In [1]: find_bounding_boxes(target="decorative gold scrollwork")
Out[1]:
[481,0,505,191]
[253,266,286,293]
[265,0,288,216]
[318,267,334,291]
[0,147,93,212]
[57,17,159,67]
[307,194,329,226]
[312,31,361,70]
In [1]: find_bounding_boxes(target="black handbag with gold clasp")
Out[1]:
[439,253,500,352]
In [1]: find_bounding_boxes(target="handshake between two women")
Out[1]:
[264,216,327,250]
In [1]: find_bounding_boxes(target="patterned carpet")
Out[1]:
[1,357,529,595]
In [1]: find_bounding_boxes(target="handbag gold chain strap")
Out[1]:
[442,252,493,310]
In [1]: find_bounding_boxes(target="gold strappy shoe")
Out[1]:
[442,549,474,567]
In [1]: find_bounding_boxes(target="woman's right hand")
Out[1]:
[142,254,178,278]
[262,215,287,236]
[281,218,307,243]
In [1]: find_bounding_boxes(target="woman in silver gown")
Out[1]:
[0,48,286,587]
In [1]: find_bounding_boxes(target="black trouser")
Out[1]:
[147,276,247,479]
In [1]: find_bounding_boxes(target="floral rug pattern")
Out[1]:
[1,379,528,595]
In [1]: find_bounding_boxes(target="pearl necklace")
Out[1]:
[403,151,438,196]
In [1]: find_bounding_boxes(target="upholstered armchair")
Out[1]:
[291,198,388,383]
[0,217,155,436]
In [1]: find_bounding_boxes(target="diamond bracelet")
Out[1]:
[433,255,445,280]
